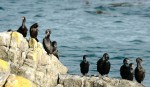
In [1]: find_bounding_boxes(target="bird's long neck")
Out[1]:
[124,63,129,67]
[83,59,87,63]
[102,57,105,61]
[137,62,142,69]
[46,34,50,38]
[22,20,25,28]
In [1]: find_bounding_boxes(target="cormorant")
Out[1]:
[120,58,130,79]
[30,23,39,42]
[128,63,134,81]
[43,29,53,55]
[17,16,28,37]
[80,55,90,76]
[97,53,111,76]
[135,58,145,83]
[52,41,59,59]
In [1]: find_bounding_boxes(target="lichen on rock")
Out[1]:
[5,74,37,87]
[0,59,10,87]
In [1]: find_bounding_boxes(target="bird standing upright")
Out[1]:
[80,55,90,76]
[43,29,53,55]
[97,53,111,76]
[52,41,59,59]
[30,23,39,42]
[128,63,134,81]
[120,58,130,79]
[135,58,145,83]
[17,16,28,37]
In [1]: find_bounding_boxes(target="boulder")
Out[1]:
[58,74,144,87]
[0,59,10,86]
[5,74,36,87]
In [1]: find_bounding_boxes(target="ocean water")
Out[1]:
[0,0,150,86]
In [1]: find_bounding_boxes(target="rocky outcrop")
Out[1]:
[0,31,68,87]
[5,74,36,87]
[0,59,10,86]
[56,75,144,87]
[0,31,144,87]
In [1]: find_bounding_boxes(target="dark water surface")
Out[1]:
[0,0,150,86]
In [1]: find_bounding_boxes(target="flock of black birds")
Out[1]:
[8,16,59,59]
[80,53,145,84]
[7,16,145,84]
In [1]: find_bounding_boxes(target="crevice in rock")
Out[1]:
[57,74,60,84]
[2,74,10,87]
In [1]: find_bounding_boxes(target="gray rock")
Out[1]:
[58,75,144,87]
[0,59,10,87]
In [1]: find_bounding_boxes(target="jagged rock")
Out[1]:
[5,74,36,87]
[0,31,68,87]
[58,75,144,87]
[0,59,10,87]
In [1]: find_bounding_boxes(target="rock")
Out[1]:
[0,31,68,87]
[29,38,38,49]
[0,31,11,47]
[58,74,144,87]
[0,59,10,87]
[5,74,36,87]
[55,84,64,87]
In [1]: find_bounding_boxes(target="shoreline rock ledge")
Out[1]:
[0,31,144,87]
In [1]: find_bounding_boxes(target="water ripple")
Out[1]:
[34,14,44,18]
[18,11,29,14]
[128,39,145,44]
[79,36,95,40]
[112,56,125,60]
[61,8,77,11]
[0,7,4,10]
[114,21,123,23]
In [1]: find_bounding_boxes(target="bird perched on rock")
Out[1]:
[97,53,111,76]
[120,58,130,80]
[135,58,145,83]
[52,41,59,59]
[43,29,53,55]
[30,23,39,42]
[128,63,134,81]
[80,55,90,76]
[17,16,28,37]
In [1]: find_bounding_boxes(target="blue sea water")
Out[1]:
[0,0,150,86]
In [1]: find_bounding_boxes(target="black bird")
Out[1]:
[128,63,134,81]
[135,58,145,83]
[7,29,13,32]
[52,41,59,59]
[17,16,28,37]
[97,53,111,76]
[43,29,53,55]
[120,58,130,80]
[30,23,39,42]
[80,55,90,76]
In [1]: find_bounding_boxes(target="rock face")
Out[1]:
[0,31,144,87]
[57,75,144,87]
[0,59,10,87]
[5,74,36,87]
[0,31,68,87]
